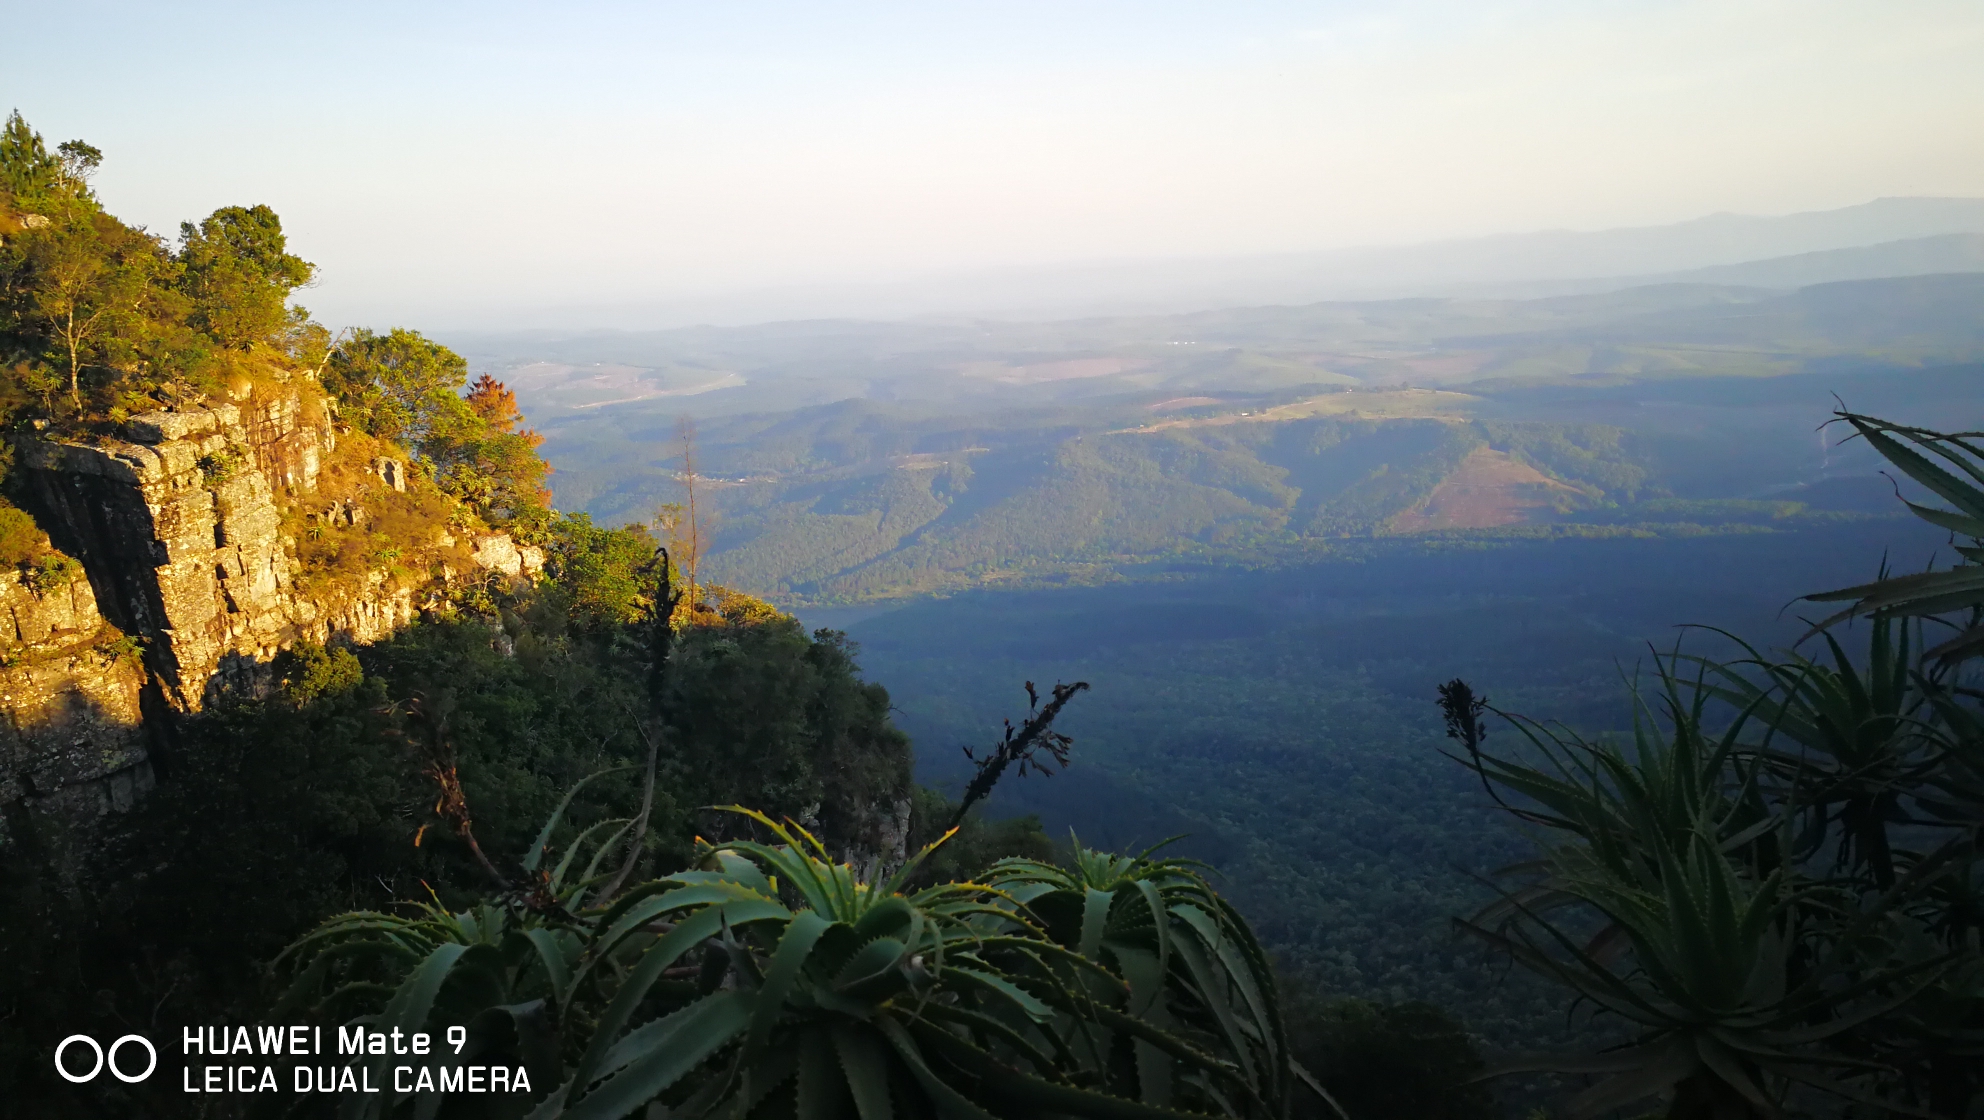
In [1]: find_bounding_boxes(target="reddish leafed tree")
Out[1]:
[465,374,541,447]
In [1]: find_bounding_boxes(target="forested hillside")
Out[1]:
[528,359,1978,604]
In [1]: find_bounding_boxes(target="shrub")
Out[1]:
[0,506,43,566]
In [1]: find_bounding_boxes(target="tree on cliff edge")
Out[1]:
[177,204,315,351]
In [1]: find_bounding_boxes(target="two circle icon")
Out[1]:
[55,1034,156,1083]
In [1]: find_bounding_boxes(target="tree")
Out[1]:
[53,141,100,192]
[21,216,153,409]
[435,373,553,528]
[656,414,710,608]
[177,204,314,350]
[323,326,469,447]
[544,513,668,628]
[0,111,61,201]
[323,337,553,527]
[0,204,162,412]
[464,372,527,431]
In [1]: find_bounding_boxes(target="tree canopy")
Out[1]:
[177,203,314,350]
[1,111,550,536]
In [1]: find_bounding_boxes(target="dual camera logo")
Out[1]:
[56,1034,158,1084]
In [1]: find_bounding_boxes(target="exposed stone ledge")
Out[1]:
[471,534,545,579]
[124,404,241,445]
[4,391,539,863]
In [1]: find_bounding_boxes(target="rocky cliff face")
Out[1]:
[0,387,539,863]
[0,563,147,876]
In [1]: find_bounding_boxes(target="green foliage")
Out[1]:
[278,804,1320,1120]
[1448,671,1831,1118]
[0,113,325,430]
[441,372,555,530]
[176,203,314,350]
[1570,498,1814,527]
[847,519,1948,1072]
[1,198,173,411]
[0,505,43,566]
[427,396,554,530]
[195,446,241,484]
[0,110,92,204]
[324,326,471,448]
[279,641,365,707]
[1804,412,1984,663]
[1482,421,1657,503]
[1,558,929,1113]
[543,513,665,627]
[982,841,1323,1117]
[324,332,554,530]
[1440,422,1984,1118]
[659,617,912,863]
[673,414,1525,602]
[26,551,78,593]
[0,503,78,591]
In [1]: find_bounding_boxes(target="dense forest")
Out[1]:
[4,110,1983,1120]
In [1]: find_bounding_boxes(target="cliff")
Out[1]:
[0,382,540,864]
[0,561,146,877]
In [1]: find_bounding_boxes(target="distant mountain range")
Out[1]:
[499,197,1984,328]
[457,270,1984,430]
[925,197,1984,317]
[1474,232,1984,297]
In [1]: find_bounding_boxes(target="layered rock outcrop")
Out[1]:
[0,562,148,874]
[0,389,540,861]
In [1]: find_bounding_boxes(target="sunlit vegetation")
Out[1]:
[538,378,1949,607]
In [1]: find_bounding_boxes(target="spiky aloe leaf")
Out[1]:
[525,765,636,874]
[558,990,753,1120]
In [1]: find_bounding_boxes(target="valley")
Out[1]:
[473,269,1984,1053]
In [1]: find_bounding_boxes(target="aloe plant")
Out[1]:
[1444,659,1956,1120]
[1451,668,1797,1118]
[1686,619,1933,889]
[982,843,1341,1119]
[1804,413,1984,665]
[1438,414,1984,1119]
[280,796,1322,1120]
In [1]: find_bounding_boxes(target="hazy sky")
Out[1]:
[7,1,1983,329]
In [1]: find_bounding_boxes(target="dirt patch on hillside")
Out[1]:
[1389,447,1588,532]
[959,357,1149,384]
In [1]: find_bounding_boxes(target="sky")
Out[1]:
[6,0,1983,330]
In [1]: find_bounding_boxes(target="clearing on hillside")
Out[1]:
[1388,446,1588,532]
[1118,388,1479,433]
